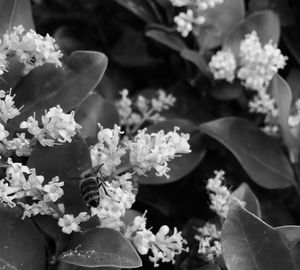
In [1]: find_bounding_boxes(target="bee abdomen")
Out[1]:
[80,177,100,208]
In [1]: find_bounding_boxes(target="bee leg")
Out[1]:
[98,182,110,197]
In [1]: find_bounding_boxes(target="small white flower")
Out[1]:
[42,176,64,202]
[0,123,9,141]
[0,89,21,123]
[58,212,90,234]
[208,49,237,82]
[5,133,31,156]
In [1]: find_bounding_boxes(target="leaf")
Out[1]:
[0,205,46,270]
[180,49,210,77]
[0,0,34,36]
[59,228,142,268]
[146,29,186,52]
[196,0,245,49]
[276,226,300,248]
[221,201,296,270]
[223,11,280,57]
[199,117,295,189]
[75,93,120,146]
[210,81,243,100]
[9,51,108,132]
[27,134,92,215]
[114,0,158,23]
[271,74,300,163]
[232,182,262,218]
[287,69,300,105]
[138,119,206,184]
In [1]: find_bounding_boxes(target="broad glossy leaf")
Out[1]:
[114,0,158,23]
[59,228,142,268]
[9,51,108,132]
[210,81,243,100]
[222,201,296,270]
[0,0,34,36]
[276,226,300,248]
[223,11,280,57]
[138,119,206,184]
[0,205,45,270]
[232,182,262,218]
[271,74,300,163]
[287,69,300,105]
[75,93,119,146]
[146,29,186,52]
[27,134,91,215]
[199,117,295,189]
[196,0,245,49]
[180,49,210,77]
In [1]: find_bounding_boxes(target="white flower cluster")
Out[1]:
[209,31,287,91]
[116,89,176,135]
[90,173,136,231]
[90,124,191,179]
[0,25,62,75]
[58,212,90,234]
[0,158,63,214]
[206,170,231,218]
[194,222,222,262]
[125,213,188,267]
[171,0,224,37]
[127,128,191,178]
[20,105,81,147]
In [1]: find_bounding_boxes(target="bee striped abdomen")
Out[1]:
[80,176,100,208]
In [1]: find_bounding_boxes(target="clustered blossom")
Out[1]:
[0,25,62,74]
[0,89,21,124]
[209,31,287,91]
[194,222,222,262]
[20,105,81,147]
[116,89,176,135]
[0,158,63,213]
[127,127,191,178]
[90,124,126,177]
[206,170,231,218]
[125,213,188,267]
[90,124,190,179]
[171,0,224,37]
[91,173,136,231]
[58,212,90,234]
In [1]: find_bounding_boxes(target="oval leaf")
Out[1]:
[27,134,92,215]
[232,182,262,218]
[75,93,119,146]
[271,74,300,163]
[222,201,296,270]
[223,11,280,57]
[0,205,46,270]
[9,51,108,132]
[59,228,142,268]
[199,117,295,189]
[276,226,300,248]
[138,119,206,184]
[196,0,245,49]
[146,29,186,52]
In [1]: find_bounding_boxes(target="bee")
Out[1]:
[79,163,109,208]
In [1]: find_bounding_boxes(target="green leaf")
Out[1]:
[276,226,300,248]
[180,49,210,77]
[138,119,206,184]
[222,201,296,270]
[196,0,245,49]
[59,228,142,268]
[75,93,120,146]
[9,51,108,132]
[271,74,300,163]
[114,0,158,23]
[210,81,243,100]
[199,117,295,189]
[223,11,280,57]
[0,205,46,270]
[27,134,92,215]
[232,182,262,218]
[287,69,300,104]
[146,29,186,52]
[0,0,34,36]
